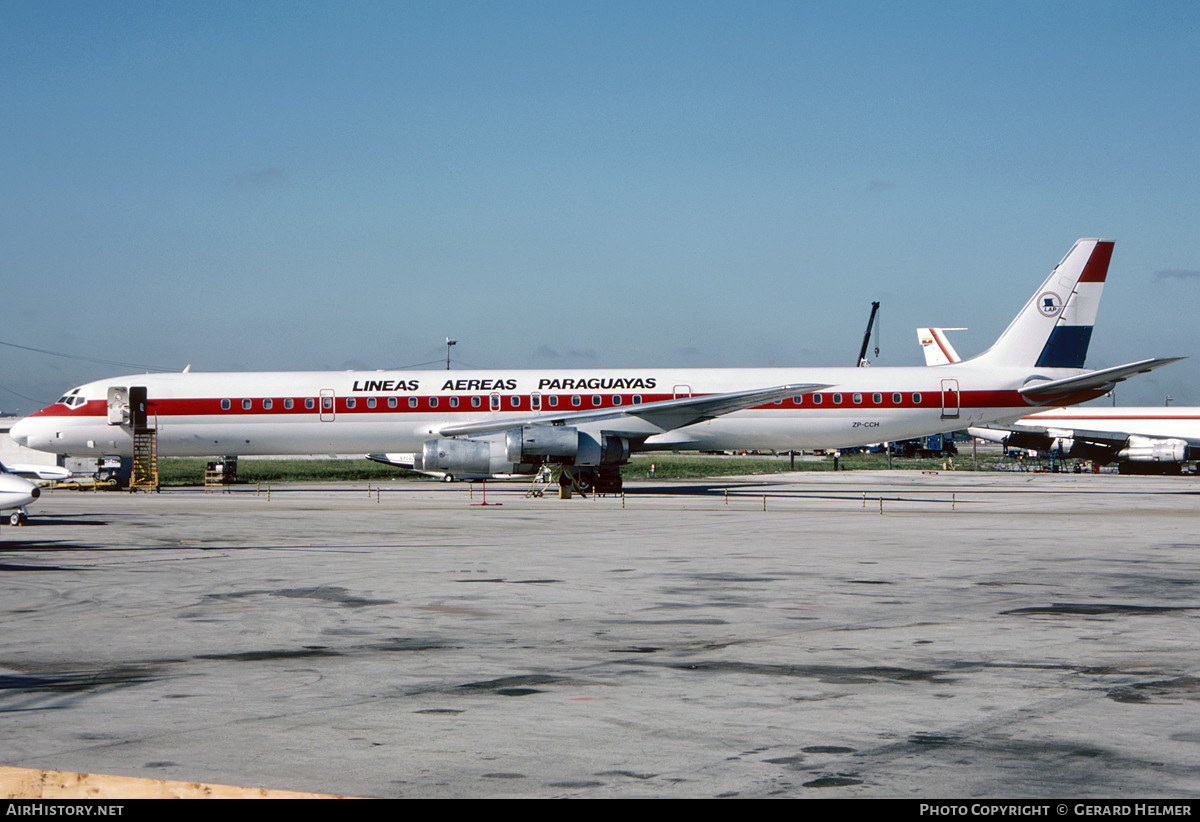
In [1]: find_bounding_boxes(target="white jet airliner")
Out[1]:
[968,408,1200,473]
[9,239,1180,492]
[916,325,1197,472]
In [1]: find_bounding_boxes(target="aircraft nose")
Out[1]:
[8,417,31,447]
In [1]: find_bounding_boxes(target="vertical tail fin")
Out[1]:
[972,238,1113,368]
[917,327,966,365]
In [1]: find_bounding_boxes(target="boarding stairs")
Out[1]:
[130,427,159,492]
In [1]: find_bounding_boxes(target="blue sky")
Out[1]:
[3,0,1198,413]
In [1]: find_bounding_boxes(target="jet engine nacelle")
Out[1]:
[417,437,518,478]
[505,425,581,463]
[576,432,630,466]
[1116,436,1187,463]
[417,425,634,478]
[505,424,631,466]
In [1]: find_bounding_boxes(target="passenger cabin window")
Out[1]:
[346,398,356,409]
[872,393,882,404]
[242,399,252,410]
[305,398,315,410]
[572,395,581,407]
[613,395,622,405]
[388,397,397,408]
[812,394,823,405]
[429,397,438,408]
[367,397,376,409]
[472,396,481,408]
[408,397,418,408]
[531,395,541,410]
[449,397,459,408]
[510,396,520,408]
[221,399,231,410]
[263,398,273,410]
[792,396,803,404]
[284,398,294,410]
[912,393,923,404]
[892,393,902,404]
[592,395,602,407]
[832,393,843,404]
[633,396,642,404]
[490,395,500,411]
[548,396,558,407]
[852,393,862,404]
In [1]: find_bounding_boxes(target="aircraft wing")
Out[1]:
[974,420,1200,450]
[1018,357,1183,402]
[435,383,830,439]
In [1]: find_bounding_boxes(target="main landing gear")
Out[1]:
[557,466,623,497]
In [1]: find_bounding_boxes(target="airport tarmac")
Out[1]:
[1,470,1198,799]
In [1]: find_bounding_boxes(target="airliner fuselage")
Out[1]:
[13,363,1102,458]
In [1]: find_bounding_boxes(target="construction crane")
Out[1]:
[856,301,880,367]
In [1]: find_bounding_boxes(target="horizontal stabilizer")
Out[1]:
[1019,357,1183,401]
[436,383,830,439]
[366,453,417,470]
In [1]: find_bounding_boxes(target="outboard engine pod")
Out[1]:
[419,438,491,475]
[505,425,579,463]
[1117,436,1187,463]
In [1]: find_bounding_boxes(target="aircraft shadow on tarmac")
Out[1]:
[621,481,781,496]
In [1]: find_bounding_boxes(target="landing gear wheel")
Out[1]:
[10,512,28,526]
[443,474,455,483]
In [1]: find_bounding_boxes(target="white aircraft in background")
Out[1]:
[10,239,1180,493]
[0,466,42,526]
[917,327,1197,473]
[969,407,1200,473]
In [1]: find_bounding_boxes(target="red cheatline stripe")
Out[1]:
[30,388,1068,419]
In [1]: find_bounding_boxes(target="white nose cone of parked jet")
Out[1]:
[0,473,39,510]
[8,416,31,447]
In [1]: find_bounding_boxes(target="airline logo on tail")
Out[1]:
[1038,293,1063,317]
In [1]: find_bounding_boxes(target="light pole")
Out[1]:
[445,338,457,370]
